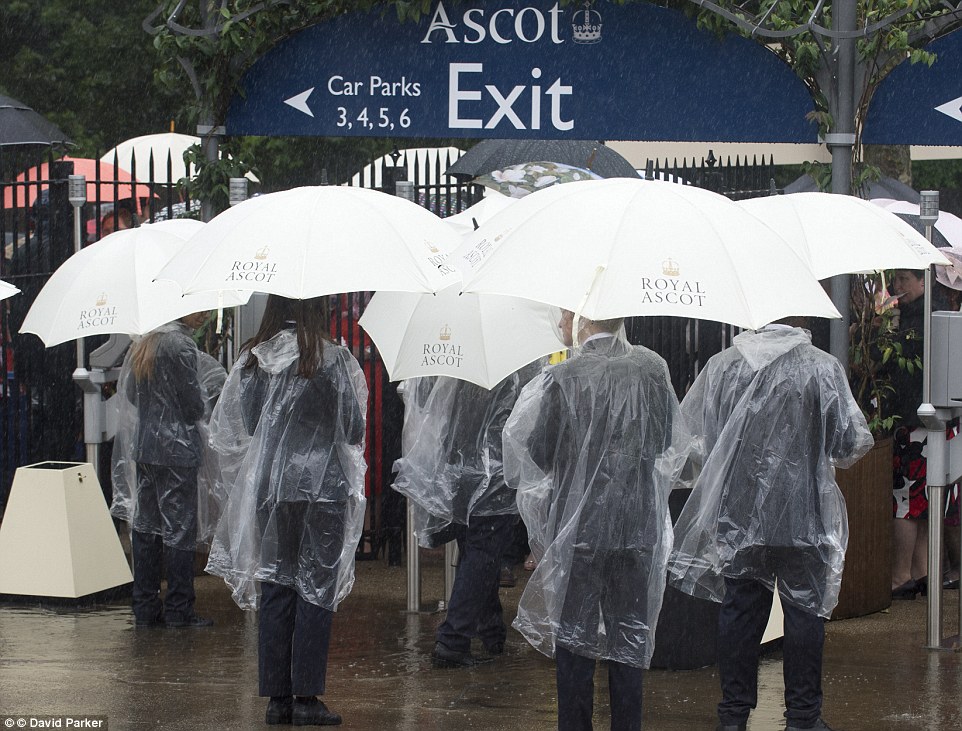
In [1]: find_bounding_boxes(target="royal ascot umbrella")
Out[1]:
[0,280,20,301]
[738,193,950,279]
[156,186,459,299]
[473,161,602,199]
[445,139,639,180]
[442,191,516,236]
[0,94,70,147]
[452,178,841,331]
[20,220,251,347]
[359,283,565,389]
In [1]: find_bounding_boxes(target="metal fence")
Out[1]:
[0,145,776,553]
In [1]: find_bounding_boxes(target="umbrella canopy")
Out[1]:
[445,139,639,180]
[2,157,152,209]
[738,193,949,279]
[442,191,516,236]
[101,132,259,185]
[20,220,251,347]
[473,161,602,199]
[156,186,459,299]
[0,94,70,147]
[870,198,962,249]
[452,178,841,330]
[0,279,20,301]
[784,174,921,203]
[359,283,564,389]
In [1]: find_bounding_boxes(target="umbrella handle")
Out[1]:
[572,265,606,348]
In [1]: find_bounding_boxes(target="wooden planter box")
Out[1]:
[832,436,893,620]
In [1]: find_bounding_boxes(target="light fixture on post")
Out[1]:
[229,177,249,207]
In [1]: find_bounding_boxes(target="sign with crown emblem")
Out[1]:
[226,1,816,142]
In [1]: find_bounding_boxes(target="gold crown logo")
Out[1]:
[439,324,452,341]
[426,240,440,254]
[255,245,270,261]
[95,293,108,307]
[572,3,602,44]
[662,258,680,277]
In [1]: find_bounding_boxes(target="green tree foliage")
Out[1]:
[0,0,183,156]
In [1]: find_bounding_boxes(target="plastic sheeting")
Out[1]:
[668,327,873,618]
[110,322,226,549]
[503,334,690,669]
[205,329,368,611]
[392,364,542,548]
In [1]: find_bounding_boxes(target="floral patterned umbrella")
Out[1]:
[473,161,602,199]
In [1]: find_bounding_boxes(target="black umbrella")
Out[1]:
[0,94,71,147]
[784,173,921,204]
[445,139,639,180]
[893,212,951,248]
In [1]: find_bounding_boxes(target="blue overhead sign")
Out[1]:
[226,1,817,142]
[864,29,962,145]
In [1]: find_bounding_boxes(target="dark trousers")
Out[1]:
[131,531,196,623]
[717,577,825,728]
[556,645,643,731]
[436,513,517,653]
[258,581,333,698]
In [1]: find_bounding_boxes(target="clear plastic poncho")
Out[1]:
[392,364,541,548]
[110,322,227,548]
[503,335,690,668]
[205,329,368,611]
[667,327,873,618]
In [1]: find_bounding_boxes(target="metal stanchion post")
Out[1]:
[918,191,951,650]
[406,501,421,612]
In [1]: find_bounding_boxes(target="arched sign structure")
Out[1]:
[864,28,962,146]
[226,1,817,143]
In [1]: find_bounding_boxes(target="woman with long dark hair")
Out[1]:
[207,295,367,727]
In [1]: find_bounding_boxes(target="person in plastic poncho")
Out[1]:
[110,312,220,628]
[392,362,541,668]
[206,295,367,728]
[668,319,873,731]
[503,310,690,731]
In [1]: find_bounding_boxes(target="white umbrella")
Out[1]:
[101,132,259,185]
[20,220,251,347]
[452,178,841,331]
[0,279,20,301]
[739,193,950,279]
[870,198,962,247]
[359,283,564,390]
[156,186,459,299]
[442,191,516,236]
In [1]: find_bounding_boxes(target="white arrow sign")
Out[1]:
[284,88,315,118]
[935,95,962,123]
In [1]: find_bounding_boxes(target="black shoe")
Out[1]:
[916,576,928,597]
[266,696,293,725]
[134,614,164,628]
[165,614,214,628]
[891,579,920,600]
[716,723,746,731]
[944,577,960,590]
[483,640,505,656]
[292,697,341,726]
[499,565,517,588]
[786,718,835,731]
[432,642,481,668]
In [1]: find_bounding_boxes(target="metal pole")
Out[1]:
[827,1,857,369]
[406,500,421,612]
[68,175,86,371]
[918,191,949,648]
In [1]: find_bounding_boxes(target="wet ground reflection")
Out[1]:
[0,551,960,730]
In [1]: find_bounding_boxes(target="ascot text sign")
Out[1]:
[226,1,818,142]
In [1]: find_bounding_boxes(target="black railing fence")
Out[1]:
[0,145,777,556]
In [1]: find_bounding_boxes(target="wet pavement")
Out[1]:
[1,550,960,731]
